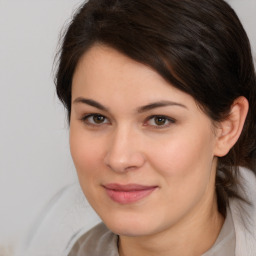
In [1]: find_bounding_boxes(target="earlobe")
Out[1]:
[214,96,249,157]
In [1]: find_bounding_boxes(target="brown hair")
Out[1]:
[55,0,256,214]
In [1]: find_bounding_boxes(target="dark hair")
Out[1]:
[55,0,256,214]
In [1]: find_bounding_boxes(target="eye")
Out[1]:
[145,115,175,128]
[81,114,110,126]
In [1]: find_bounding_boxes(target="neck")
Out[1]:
[119,195,224,256]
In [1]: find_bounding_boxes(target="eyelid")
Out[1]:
[79,113,175,129]
[80,113,111,126]
[144,115,176,128]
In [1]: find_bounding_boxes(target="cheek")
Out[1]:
[69,126,104,179]
[148,126,216,185]
[147,130,217,219]
[69,128,108,208]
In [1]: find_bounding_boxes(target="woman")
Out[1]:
[54,0,256,255]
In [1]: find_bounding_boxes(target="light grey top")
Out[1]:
[68,208,235,256]
[202,208,235,256]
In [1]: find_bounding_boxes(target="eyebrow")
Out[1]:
[137,101,187,113]
[73,97,108,111]
[73,97,187,112]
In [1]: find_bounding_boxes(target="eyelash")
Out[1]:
[144,115,176,129]
[80,113,110,126]
[80,114,176,128]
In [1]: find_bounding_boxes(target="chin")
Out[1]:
[106,222,152,237]
[100,211,161,237]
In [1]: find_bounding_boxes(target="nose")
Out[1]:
[104,126,145,173]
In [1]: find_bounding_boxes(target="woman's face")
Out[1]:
[70,45,220,236]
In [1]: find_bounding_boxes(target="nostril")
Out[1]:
[104,151,145,173]
[124,166,138,171]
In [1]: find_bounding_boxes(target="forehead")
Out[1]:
[72,45,193,104]
[73,44,165,89]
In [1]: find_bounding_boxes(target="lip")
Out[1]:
[103,183,158,204]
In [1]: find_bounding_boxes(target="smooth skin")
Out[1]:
[70,44,248,256]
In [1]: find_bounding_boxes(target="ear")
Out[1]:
[214,96,249,157]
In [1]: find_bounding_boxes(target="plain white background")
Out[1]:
[0,0,84,250]
[0,0,255,253]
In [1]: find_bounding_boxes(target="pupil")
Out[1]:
[155,117,166,125]
[93,115,104,123]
